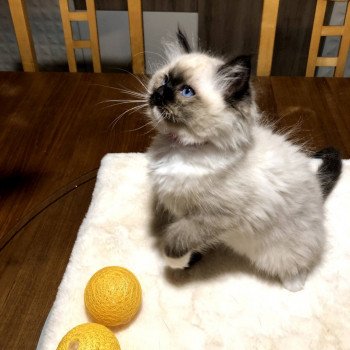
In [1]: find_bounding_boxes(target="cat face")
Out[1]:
[147,31,253,148]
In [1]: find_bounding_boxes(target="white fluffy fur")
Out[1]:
[147,51,327,291]
[148,126,325,290]
[37,154,350,349]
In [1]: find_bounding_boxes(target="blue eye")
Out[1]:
[181,85,195,97]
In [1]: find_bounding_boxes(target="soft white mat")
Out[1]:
[37,154,350,350]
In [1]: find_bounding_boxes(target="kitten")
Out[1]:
[146,30,342,292]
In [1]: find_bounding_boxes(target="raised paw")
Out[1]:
[164,251,193,269]
[164,251,203,269]
[281,271,307,292]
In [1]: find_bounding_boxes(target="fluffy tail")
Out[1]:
[313,147,342,198]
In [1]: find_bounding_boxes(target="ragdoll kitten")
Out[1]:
[146,31,342,292]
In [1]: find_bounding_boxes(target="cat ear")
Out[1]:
[217,55,251,101]
[176,28,192,53]
[163,28,192,62]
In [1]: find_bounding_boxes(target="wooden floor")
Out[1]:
[0,73,349,349]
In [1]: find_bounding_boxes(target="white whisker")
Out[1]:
[99,99,147,105]
[127,119,154,132]
[101,102,144,110]
[92,84,147,100]
[100,100,147,111]
[109,104,148,130]
[133,50,167,67]
[107,85,148,98]
[91,83,148,101]
[111,68,150,92]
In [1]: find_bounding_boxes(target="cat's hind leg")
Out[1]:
[251,245,311,292]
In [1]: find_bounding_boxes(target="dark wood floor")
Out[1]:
[0,73,349,349]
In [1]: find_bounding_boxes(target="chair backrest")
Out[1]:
[257,0,350,76]
[8,0,145,74]
[306,0,350,76]
[59,0,101,73]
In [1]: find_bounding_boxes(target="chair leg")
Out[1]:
[8,0,38,72]
[127,0,145,74]
[257,0,280,76]
[335,1,350,77]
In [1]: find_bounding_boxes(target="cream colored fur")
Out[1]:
[37,154,350,350]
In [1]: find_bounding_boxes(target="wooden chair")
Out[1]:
[8,0,145,74]
[8,0,38,72]
[257,0,350,76]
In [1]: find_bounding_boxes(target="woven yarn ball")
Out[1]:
[84,266,142,327]
[56,323,120,350]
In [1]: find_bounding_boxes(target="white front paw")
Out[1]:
[164,251,192,269]
[281,272,307,292]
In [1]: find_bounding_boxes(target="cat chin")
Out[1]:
[150,107,207,146]
[157,128,207,147]
[175,132,207,146]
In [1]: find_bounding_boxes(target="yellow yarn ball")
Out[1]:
[84,266,142,327]
[56,323,120,350]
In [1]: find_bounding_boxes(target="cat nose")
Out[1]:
[149,85,174,107]
[149,86,165,107]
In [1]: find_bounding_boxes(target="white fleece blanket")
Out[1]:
[37,154,350,350]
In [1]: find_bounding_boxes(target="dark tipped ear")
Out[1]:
[218,55,251,101]
[177,28,192,53]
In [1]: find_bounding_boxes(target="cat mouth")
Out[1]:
[163,113,178,124]
[154,106,182,124]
